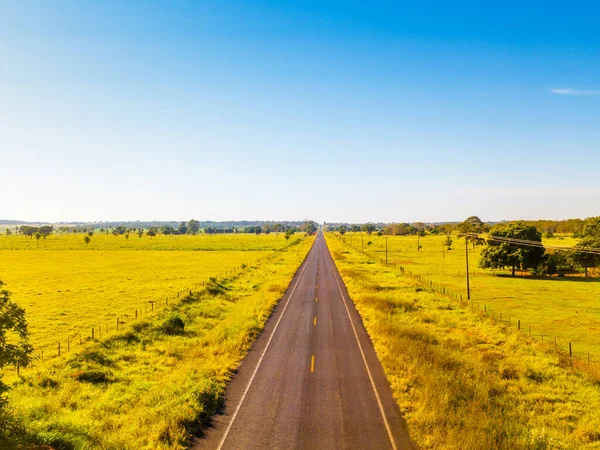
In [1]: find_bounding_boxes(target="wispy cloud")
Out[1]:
[551,88,599,95]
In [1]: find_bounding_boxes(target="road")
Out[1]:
[192,232,415,450]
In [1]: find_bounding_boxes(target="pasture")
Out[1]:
[0,233,300,365]
[1,234,315,449]
[326,233,600,449]
[339,233,600,355]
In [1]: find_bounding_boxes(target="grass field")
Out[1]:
[2,234,315,449]
[0,233,298,359]
[326,233,600,449]
[0,232,294,251]
[338,232,600,356]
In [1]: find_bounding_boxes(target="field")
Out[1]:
[1,233,315,449]
[326,233,600,449]
[337,232,600,356]
[0,233,297,359]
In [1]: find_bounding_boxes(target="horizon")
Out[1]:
[2,2,599,223]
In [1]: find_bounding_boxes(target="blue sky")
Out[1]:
[1,1,599,223]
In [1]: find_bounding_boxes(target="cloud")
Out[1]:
[551,88,599,95]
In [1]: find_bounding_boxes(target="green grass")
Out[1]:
[339,233,600,356]
[3,236,315,449]
[326,233,600,450]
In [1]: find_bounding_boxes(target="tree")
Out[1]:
[458,216,487,248]
[444,235,453,250]
[147,230,156,237]
[33,232,42,248]
[350,225,361,233]
[572,216,600,276]
[178,222,188,235]
[338,225,347,236]
[187,219,200,235]
[479,222,545,276]
[83,235,91,245]
[0,280,33,377]
[284,229,294,242]
[254,226,262,236]
[304,221,317,235]
[137,230,144,238]
[4,229,11,236]
[39,226,53,237]
[87,231,94,237]
[361,223,376,235]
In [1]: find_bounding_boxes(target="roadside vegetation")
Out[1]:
[326,233,600,449]
[331,222,600,355]
[1,235,314,449]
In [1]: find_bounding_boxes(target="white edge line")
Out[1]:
[326,240,399,450]
[216,237,317,450]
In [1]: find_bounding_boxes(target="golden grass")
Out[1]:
[4,236,315,449]
[339,233,600,356]
[326,233,600,450]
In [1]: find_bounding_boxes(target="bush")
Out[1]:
[158,313,185,336]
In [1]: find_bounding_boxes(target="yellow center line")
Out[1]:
[313,317,317,326]
[315,297,318,302]
[310,355,315,372]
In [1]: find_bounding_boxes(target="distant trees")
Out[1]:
[444,235,453,250]
[338,225,347,236]
[254,227,262,236]
[572,216,600,276]
[350,225,361,233]
[187,219,200,235]
[147,230,156,237]
[304,221,317,235]
[33,232,42,248]
[361,223,376,235]
[479,222,544,276]
[178,222,188,235]
[458,216,487,248]
[83,235,91,246]
[137,230,144,238]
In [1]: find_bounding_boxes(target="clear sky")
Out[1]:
[1,1,599,224]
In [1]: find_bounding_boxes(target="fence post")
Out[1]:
[58,342,61,357]
[68,338,70,352]
[518,320,520,330]
[92,328,95,340]
[569,343,572,357]
[554,336,557,353]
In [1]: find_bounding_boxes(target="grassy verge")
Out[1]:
[3,236,314,449]
[326,233,600,450]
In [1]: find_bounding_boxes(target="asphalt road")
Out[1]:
[192,232,415,450]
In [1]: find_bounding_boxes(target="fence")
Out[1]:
[333,233,600,375]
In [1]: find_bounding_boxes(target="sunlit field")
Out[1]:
[337,233,600,356]
[2,234,315,449]
[326,233,600,449]
[0,233,301,364]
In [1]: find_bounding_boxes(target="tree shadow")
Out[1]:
[495,274,600,283]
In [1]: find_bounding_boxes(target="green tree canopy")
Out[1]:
[572,216,600,276]
[187,219,200,235]
[0,280,33,376]
[479,222,545,276]
[361,223,376,234]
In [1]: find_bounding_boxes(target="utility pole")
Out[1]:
[417,235,420,252]
[385,237,388,265]
[465,237,471,300]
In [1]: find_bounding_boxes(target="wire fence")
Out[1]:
[17,236,307,375]
[333,233,600,376]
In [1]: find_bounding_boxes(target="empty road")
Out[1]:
[193,232,415,450]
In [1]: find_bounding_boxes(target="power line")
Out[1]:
[466,234,600,256]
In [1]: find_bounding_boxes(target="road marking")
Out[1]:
[329,254,399,450]
[216,240,316,450]
[313,317,317,326]
[311,355,315,372]
[315,297,318,302]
